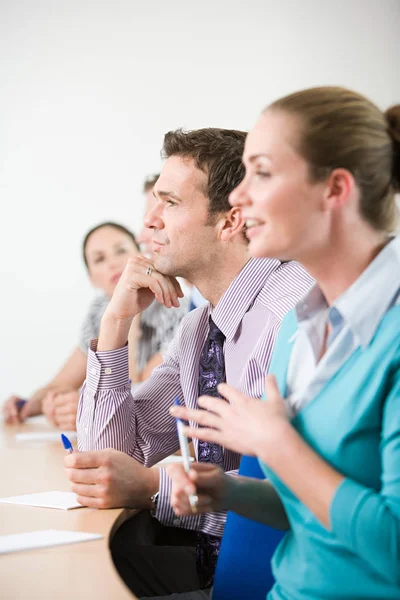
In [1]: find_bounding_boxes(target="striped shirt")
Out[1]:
[77,258,313,536]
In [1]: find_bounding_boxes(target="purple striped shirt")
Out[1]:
[77,258,313,536]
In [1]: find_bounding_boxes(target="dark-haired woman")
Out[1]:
[4,221,188,428]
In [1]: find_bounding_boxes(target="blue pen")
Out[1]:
[61,433,74,454]
[173,398,198,511]
[16,399,27,412]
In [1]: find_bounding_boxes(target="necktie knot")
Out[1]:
[208,317,225,344]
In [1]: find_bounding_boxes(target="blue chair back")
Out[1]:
[212,455,285,600]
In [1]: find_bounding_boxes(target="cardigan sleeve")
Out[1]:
[330,365,400,585]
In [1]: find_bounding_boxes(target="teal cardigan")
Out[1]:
[260,305,400,600]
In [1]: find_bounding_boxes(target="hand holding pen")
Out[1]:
[168,461,229,517]
[172,398,199,513]
[2,396,40,425]
[61,433,74,454]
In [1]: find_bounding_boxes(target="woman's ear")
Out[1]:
[322,168,356,212]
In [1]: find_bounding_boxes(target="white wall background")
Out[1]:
[1,0,399,401]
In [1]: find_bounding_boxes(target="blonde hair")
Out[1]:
[267,87,400,233]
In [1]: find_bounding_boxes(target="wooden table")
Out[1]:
[0,418,136,599]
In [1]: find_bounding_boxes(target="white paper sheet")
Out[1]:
[0,491,83,510]
[16,431,77,443]
[0,529,103,554]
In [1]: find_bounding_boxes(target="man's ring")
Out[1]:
[146,266,153,276]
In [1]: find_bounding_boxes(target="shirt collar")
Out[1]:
[296,236,400,349]
[210,257,281,342]
[334,236,400,348]
[295,285,328,322]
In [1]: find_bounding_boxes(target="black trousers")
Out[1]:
[111,510,209,598]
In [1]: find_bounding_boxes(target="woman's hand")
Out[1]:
[2,395,42,424]
[170,375,291,459]
[168,462,230,516]
[43,390,79,430]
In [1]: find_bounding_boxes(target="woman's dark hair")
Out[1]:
[82,222,139,268]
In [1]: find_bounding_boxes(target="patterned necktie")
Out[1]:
[196,316,226,588]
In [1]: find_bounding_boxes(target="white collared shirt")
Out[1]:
[286,236,400,417]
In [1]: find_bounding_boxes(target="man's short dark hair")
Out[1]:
[162,128,247,214]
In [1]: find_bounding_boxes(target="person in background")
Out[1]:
[3,222,140,428]
[169,88,400,600]
[3,216,189,429]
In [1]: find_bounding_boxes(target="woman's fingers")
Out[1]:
[183,426,222,444]
[169,463,224,515]
[217,382,248,407]
[20,397,41,420]
[170,396,228,423]
[170,406,220,428]
[3,396,20,424]
[167,464,196,495]
[264,374,280,401]
[168,464,198,516]
[172,493,213,516]
[167,463,191,486]
[197,395,233,416]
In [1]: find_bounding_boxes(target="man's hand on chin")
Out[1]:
[64,448,159,509]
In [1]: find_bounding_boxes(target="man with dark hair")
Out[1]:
[135,173,190,380]
[162,128,248,216]
[138,171,207,313]
[65,128,313,598]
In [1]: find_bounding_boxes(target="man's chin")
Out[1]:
[153,257,176,277]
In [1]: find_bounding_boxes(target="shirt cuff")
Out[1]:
[330,477,370,551]
[87,339,130,392]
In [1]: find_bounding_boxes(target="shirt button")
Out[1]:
[173,518,181,526]
[90,367,97,375]
[104,367,112,375]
